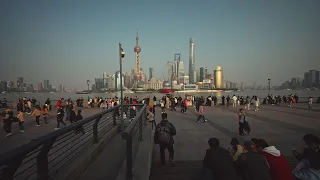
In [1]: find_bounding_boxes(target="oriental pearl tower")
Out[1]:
[133,29,142,87]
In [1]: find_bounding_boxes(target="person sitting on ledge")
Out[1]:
[203,138,237,180]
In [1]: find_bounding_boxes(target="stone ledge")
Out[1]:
[116,124,154,180]
[52,125,120,180]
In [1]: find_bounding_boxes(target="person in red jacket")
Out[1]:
[255,139,294,180]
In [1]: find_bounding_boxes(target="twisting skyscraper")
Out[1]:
[189,38,196,83]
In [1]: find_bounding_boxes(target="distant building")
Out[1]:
[200,67,205,82]
[143,81,163,90]
[44,80,50,90]
[183,84,198,91]
[59,84,63,92]
[95,78,104,90]
[149,67,154,81]
[124,72,131,89]
[38,83,43,91]
[304,70,320,88]
[0,81,7,92]
[188,38,196,83]
[27,84,34,91]
[115,71,124,91]
[107,75,115,90]
[167,62,174,82]
[177,61,185,82]
[214,66,224,88]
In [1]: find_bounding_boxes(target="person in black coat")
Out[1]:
[203,138,237,180]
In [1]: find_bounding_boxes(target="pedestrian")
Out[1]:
[147,108,156,130]
[17,110,25,132]
[154,113,176,166]
[42,105,49,124]
[31,105,41,126]
[74,110,86,135]
[55,107,67,130]
[308,96,313,110]
[238,108,246,136]
[160,100,165,113]
[196,102,207,123]
[2,109,13,137]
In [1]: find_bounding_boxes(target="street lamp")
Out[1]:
[119,43,125,132]
[17,81,20,99]
[268,79,271,95]
[87,80,90,92]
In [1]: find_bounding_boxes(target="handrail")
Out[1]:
[121,104,148,180]
[121,104,147,140]
[0,104,144,180]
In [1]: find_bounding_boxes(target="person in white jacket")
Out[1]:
[232,95,237,107]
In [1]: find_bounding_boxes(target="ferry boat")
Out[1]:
[76,91,90,94]
[159,89,175,94]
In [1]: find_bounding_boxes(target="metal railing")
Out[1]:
[121,104,147,180]
[0,104,144,180]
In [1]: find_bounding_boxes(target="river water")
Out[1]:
[1,90,319,103]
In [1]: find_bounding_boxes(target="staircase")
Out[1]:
[149,160,203,180]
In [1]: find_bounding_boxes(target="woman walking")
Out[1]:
[17,110,25,132]
[31,105,41,126]
[42,105,49,124]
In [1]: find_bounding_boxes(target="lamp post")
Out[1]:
[268,79,271,95]
[17,81,20,99]
[119,43,125,132]
[87,80,90,92]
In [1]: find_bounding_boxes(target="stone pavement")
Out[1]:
[0,108,102,154]
[150,104,320,179]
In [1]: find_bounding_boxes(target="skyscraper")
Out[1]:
[189,38,196,83]
[149,67,154,81]
[167,62,174,82]
[214,66,224,89]
[177,61,185,80]
[200,67,205,82]
[174,53,181,75]
[44,80,50,90]
[124,72,131,88]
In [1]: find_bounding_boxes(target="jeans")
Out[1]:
[149,120,156,130]
[239,122,245,135]
[159,143,174,165]
[57,117,67,128]
[19,121,24,131]
[36,116,40,125]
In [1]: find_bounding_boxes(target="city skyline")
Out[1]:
[1,0,320,89]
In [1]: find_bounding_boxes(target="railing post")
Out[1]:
[93,115,102,143]
[126,133,133,180]
[113,108,117,126]
[37,138,56,180]
[139,115,143,141]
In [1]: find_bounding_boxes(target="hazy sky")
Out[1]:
[0,0,319,90]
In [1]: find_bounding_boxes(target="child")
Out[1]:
[75,110,86,135]
[147,108,156,130]
[196,102,207,123]
[17,110,25,132]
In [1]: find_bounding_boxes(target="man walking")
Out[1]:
[154,113,176,166]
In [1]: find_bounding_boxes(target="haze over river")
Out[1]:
[1,90,319,103]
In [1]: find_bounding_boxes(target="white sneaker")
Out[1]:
[36,125,40,127]
[204,120,207,122]
[20,130,25,133]
[54,128,59,130]
[5,133,12,137]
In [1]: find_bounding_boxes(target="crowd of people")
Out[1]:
[153,110,320,180]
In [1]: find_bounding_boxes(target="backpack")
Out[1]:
[158,124,171,143]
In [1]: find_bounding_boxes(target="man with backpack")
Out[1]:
[154,113,176,166]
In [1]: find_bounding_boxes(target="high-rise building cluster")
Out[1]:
[279,69,320,90]
[0,77,67,92]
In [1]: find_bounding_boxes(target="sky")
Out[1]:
[0,0,319,90]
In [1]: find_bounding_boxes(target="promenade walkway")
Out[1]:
[149,104,320,180]
[0,108,102,153]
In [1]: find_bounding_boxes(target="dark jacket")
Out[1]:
[236,152,271,180]
[203,147,237,180]
[154,120,176,144]
[69,110,77,123]
[57,108,64,119]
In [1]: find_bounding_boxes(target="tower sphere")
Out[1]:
[134,46,141,52]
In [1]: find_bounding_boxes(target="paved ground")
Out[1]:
[150,104,320,179]
[0,108,103,154]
